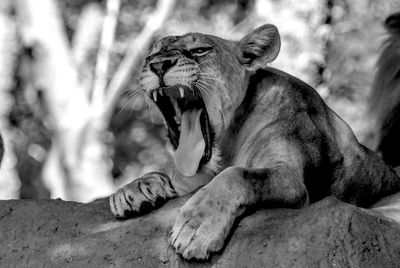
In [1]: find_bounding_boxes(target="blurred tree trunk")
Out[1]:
[0,0,20,199]
[14,0,176,202]
[15,0,113,201]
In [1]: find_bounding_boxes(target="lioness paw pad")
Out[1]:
[170,191,234,260]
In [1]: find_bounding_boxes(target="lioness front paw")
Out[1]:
[170,188,237,260]
[109,172,175,218]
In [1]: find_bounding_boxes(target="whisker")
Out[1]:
[131,67,143,72]
[129,95,145,116]
[199,75,227,85]
[196,79,220,92]
[119,86,144,102]
[197,60,213,68]
[143,93,156,125]
[193,81,208,94]
[194,82,212,99]
[198,79,234,116]
[198,80,229,128]
[220,109,227,131]
[124,88,144,99]
[120,89,145,106]
[197,72,227,85]
[224,93,234,115]
[116,100,133,117]
[115,88,146,117]
[195,81,213,98]
[196,82,213,95]
[122,84,144,94]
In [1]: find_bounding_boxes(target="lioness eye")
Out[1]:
[189,47,212,57]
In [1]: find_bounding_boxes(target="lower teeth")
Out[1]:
[171,99,181,119]
[174,116,180,125]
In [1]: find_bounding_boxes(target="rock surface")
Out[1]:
[0,196,400,267]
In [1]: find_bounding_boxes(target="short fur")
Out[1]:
[369,12,400,166]
[110,24,400,260]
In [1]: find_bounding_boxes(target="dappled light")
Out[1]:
[50,243,93,263]
[2,1,400,266]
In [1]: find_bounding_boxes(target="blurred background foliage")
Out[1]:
[0,0,399,201]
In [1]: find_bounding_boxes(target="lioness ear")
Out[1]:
[237,24,281,70]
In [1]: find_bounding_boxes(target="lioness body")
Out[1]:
[220,68,397,206]
[110,24,400,260]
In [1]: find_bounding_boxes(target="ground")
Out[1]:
[0,196,400,267]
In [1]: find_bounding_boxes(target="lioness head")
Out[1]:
[139,24,280,177]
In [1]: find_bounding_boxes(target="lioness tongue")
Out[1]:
[174,109,205,177]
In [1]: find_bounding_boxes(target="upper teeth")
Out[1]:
[152,88,184,101]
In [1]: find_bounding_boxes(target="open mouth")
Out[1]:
[150,85,213,177]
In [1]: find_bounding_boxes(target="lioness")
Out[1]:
[110,24,400,260]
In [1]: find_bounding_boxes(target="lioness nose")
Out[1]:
[149,59,178,80]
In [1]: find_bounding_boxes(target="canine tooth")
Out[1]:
[179,87,184,98]
[153,91,157,102]
[159,89,164,96]
[172,99,181,118]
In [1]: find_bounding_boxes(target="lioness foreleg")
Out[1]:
[170,165,308,259]
[110,172,176,218]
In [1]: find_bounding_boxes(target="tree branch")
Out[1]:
[92,0,120,114]
[0,0,20,199]
[104,0,177,119]
[72,3,103,96]
[15,0,89,130]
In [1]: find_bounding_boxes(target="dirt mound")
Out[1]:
[0,196,399,267]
